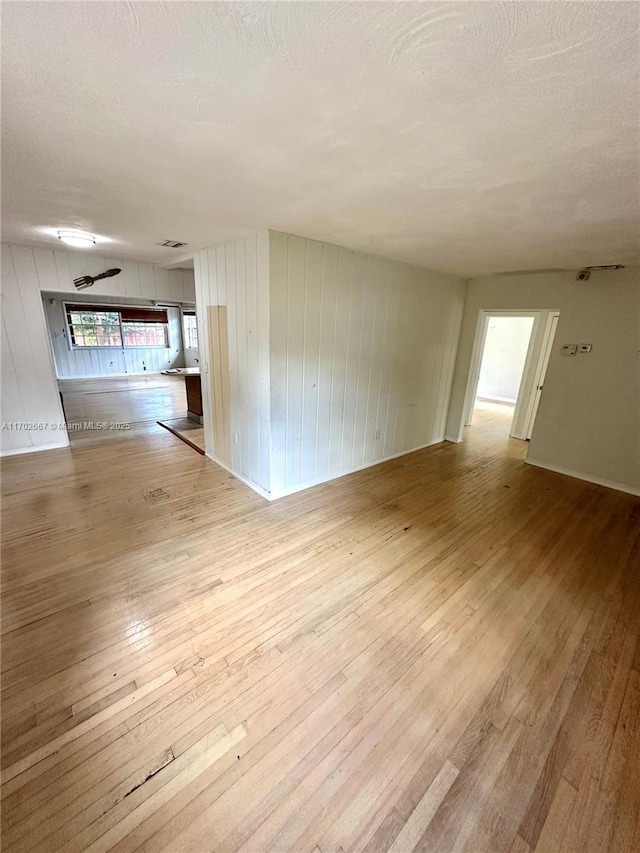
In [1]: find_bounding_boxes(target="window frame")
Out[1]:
[65,307,123,349]
[64,302,170,351]
[182,311,199,350]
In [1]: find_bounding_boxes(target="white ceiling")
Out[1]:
[2,1,639,277]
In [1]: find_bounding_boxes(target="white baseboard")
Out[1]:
[207,439,446,501]
[205,453,272,501]
[525,457,640,496]
[269,437,446,500]
[444,433,462,444]
[476,395,517,405]
[1,439,69,458]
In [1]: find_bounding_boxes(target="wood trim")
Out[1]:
[156,421,205,456]
[208,305,231,465]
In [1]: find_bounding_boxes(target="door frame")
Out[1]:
[522,312,560,440]
[460,308,559,442]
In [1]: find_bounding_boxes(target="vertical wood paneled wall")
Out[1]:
[269,233,467,497]
[1,243,195,455]
[194,231,467,499]
[193,233,271,494]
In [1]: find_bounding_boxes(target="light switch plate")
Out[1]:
[578,344,592,353]
[562,344,577,356]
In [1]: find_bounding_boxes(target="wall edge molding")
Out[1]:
[204,452,272,501]
[525,457,640,496]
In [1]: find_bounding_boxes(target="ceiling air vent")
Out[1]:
[158,240,188,249]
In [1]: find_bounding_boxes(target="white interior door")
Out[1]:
[525,313,559,440]
[462,313,490,427]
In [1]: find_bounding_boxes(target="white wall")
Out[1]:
[476,316,534,403]
[1,246,67,455]
[193,232,271,493]
[1,243,195,455]
[183,348,200,368]
[194,231,466,499]
[446,267,640,493]
[269,233,467,497]
[43,295,185,378]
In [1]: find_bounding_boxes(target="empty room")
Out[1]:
[1,2,639,852]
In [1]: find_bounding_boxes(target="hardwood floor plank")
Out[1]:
[386,760,458,853]
[2,669,182,782]
[533,777,577,853]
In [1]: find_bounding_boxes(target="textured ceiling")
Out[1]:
[2,1,639,276]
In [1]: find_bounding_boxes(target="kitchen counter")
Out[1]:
[162,368,203,423]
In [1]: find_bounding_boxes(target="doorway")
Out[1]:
[43,293,205,452]
[462,309,560,443]
[472,315,534,436]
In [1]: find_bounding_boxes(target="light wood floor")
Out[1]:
[472,398,515,434]
[1,403,639,852]
[58,375,190,445]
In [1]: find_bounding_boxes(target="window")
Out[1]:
[67,309,122,347]
[65,304,169,349]
[183,312,198,349]
[122,321,168,347]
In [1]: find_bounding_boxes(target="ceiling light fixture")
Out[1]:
[57,230,96,248]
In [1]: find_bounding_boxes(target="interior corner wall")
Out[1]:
[446,267,640,493]
[268,232,467,498]
[1,242,195,456]
[193,232,271,495]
